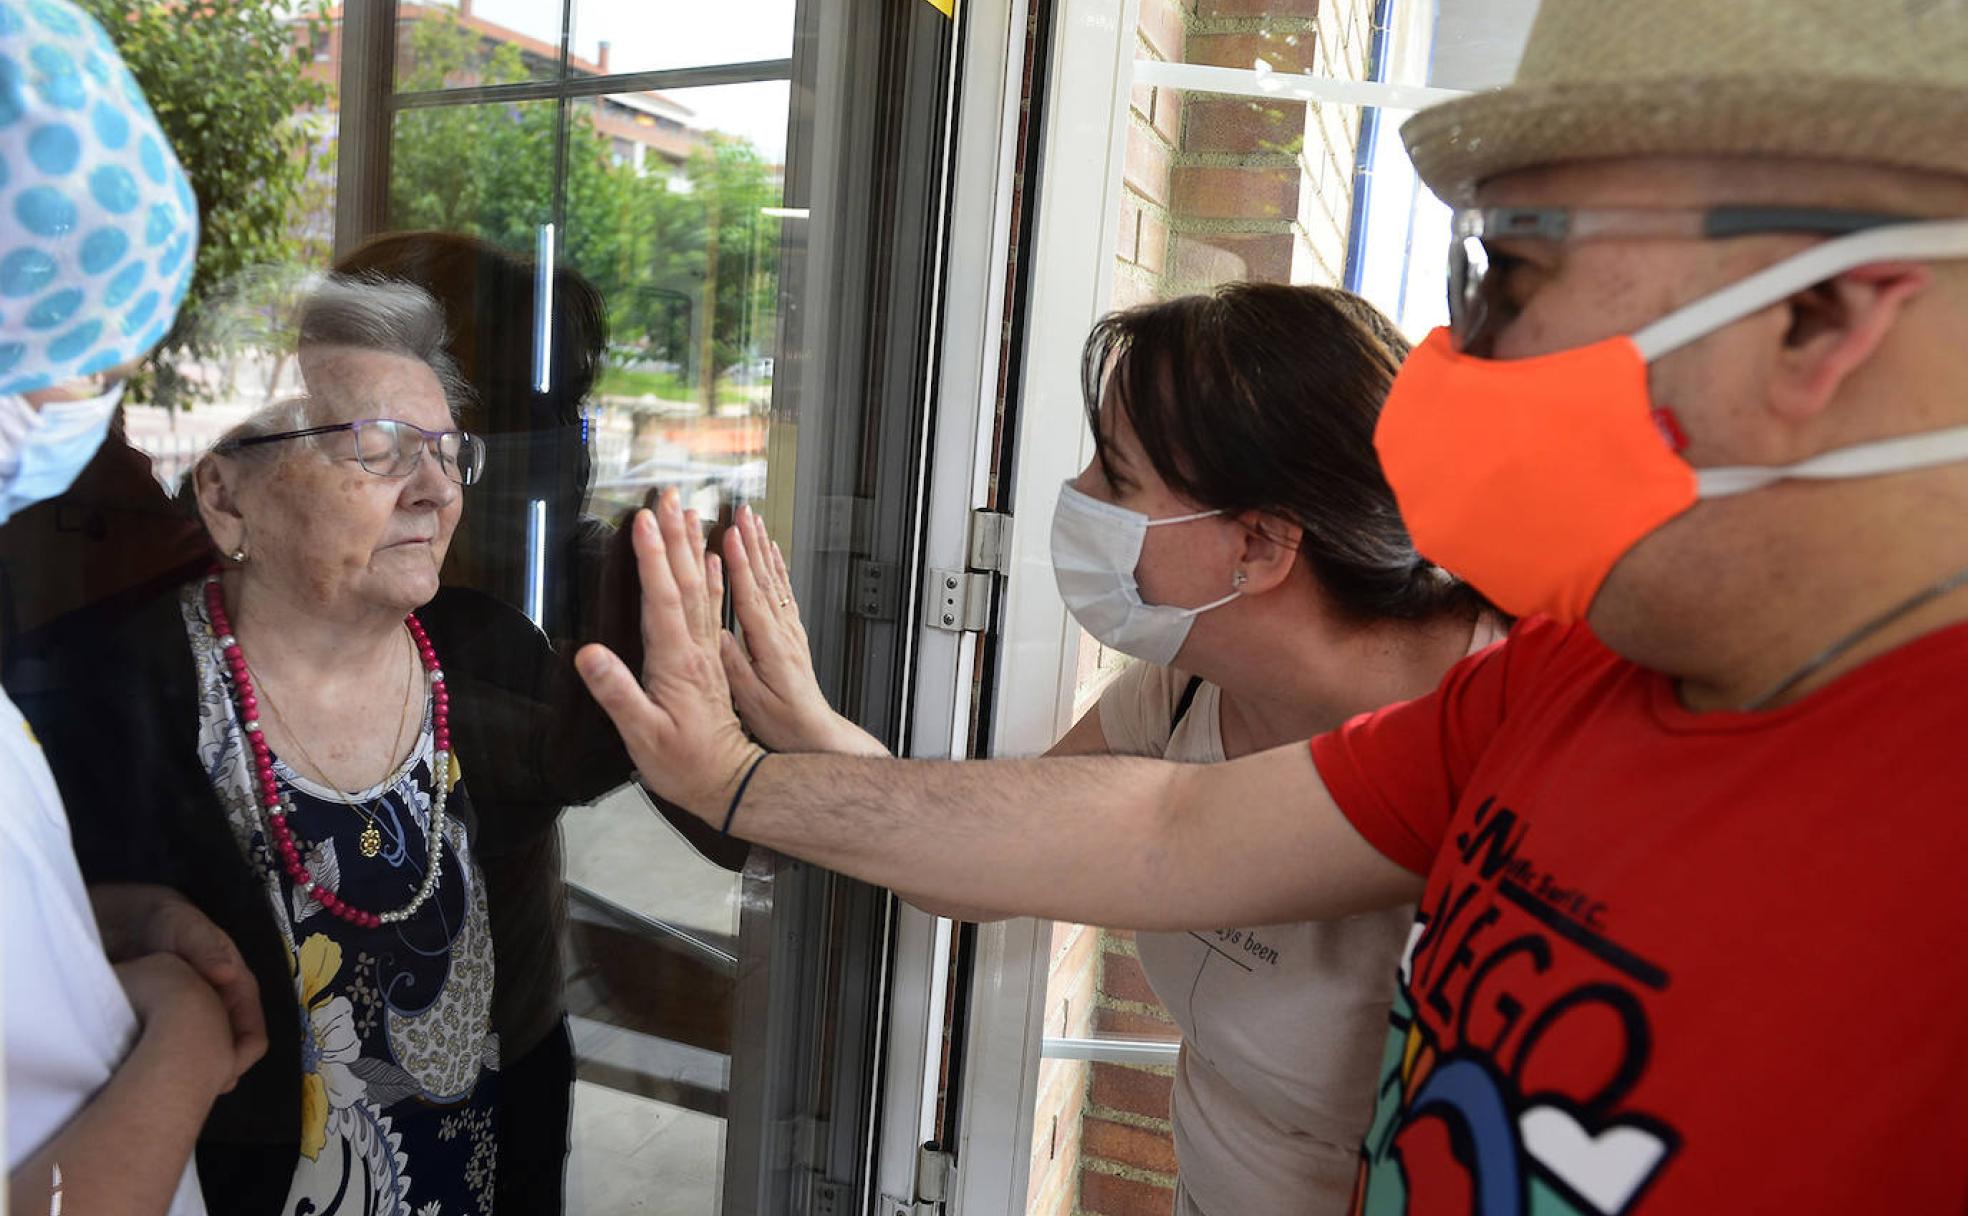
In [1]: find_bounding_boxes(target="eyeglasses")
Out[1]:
[1447,205,1920,356]
[221,417,487,486]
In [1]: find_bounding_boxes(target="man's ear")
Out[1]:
[192,455,246,556]
[1772,262,1932,421]
[1234,511,1303,596]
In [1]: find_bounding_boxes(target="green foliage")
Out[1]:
[78,0,328,368]
[385,11,781,403]
[684,135,781,384]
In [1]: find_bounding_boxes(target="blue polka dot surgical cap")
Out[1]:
[0,0,198,393]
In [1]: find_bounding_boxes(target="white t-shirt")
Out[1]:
[1100,662,1414,1216]
[0,687,205,1213]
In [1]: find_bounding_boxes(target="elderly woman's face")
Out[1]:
[234,344,462,617]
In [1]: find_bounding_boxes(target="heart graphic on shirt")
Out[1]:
[1397,919,1426,987]
[1518,1104,1668,1215]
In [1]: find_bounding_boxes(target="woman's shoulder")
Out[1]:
[1095,659,1203,755]
[13,576,199,695]
[415,585,567,708]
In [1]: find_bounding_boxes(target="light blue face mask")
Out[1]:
[0,0,197,522]
[0,381,122,522]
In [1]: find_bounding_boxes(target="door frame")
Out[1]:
[936,2,1144,1211]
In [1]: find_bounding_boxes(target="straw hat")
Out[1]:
[1403,0,1968,205]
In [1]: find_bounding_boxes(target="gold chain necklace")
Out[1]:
[250,630,419,859]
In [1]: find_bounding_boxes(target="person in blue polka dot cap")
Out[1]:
[2,3,264,1216]
[0,0,198,397]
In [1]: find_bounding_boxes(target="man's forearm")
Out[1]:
[705,745,1417,930]
[718,752,1174,923]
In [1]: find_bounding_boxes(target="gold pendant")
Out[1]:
[360,823,383,859]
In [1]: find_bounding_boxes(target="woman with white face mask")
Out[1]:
[714,282,1504,1216]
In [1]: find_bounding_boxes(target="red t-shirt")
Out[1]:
[1311,616,1968,1216]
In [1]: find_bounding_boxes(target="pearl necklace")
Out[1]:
[202,571,453,928]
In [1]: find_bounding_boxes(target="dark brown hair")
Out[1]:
[1082,282,1483,623]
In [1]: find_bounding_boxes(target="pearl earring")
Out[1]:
[1231,569,1248,589]
[229,547,247,564]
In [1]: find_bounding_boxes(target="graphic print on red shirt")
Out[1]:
[1360,794,1677,1216]
[1310,617,1968,1216]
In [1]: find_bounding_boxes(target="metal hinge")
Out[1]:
[926,509,1012,634]
[877,1143,956,1216]
[967,508,1013,575]
[809,1176,850,1216]
[850,557,901,621]
[925,568,991,632]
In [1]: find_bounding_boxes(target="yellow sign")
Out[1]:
[925,0,954,16]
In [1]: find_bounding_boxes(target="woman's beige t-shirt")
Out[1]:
[1098,662,1414,1216]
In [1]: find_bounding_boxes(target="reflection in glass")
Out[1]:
[388,99,557,256]
[570,89,786,525]
[391,0,565,91]
[570,0,795,77]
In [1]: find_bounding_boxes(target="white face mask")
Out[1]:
[0,384,124,525]
[1050,480,1241,666]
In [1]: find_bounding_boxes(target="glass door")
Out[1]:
[1,0,973,1212]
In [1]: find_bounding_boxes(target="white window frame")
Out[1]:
[867,0,1039,1212]
[944,1,1144,1211]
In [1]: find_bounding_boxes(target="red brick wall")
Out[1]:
[1079,931,1180,1216]
[1027,921,1101,1216]
[1116,0,1383,306]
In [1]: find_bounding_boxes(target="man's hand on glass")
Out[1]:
[576,489,764,820]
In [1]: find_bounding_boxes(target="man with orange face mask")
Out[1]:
[573,2,1968,1211]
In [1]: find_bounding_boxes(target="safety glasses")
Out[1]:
[221,417,487,486]
[1447,205,1920,356]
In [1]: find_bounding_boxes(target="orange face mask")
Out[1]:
[1374,220,1968,623]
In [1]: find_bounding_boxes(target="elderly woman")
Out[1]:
[22,273,628,1215]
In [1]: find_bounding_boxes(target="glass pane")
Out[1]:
[570,0,796,77]
[1427,0,1540,91]
[4,0,955,1210]
[560,789,738,1215]
[568,85,788,523]
[387,98,556,254]
[393,0,567,91]
[381,94,741,1216]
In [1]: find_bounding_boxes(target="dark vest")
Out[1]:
[11,581,629,1212]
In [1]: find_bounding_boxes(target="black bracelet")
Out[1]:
[721,748,770,837]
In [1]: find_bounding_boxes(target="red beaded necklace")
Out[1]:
[202,570,453,929]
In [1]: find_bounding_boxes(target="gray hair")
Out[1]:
[212,271,472,455]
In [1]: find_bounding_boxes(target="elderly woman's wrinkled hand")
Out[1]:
[577,489,761,819]
[718,503,888,757]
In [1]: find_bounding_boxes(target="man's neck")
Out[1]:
[1644,477,1968,711]
[1679,565,1968,711]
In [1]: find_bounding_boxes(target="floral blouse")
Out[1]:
[184,587,501,1216]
